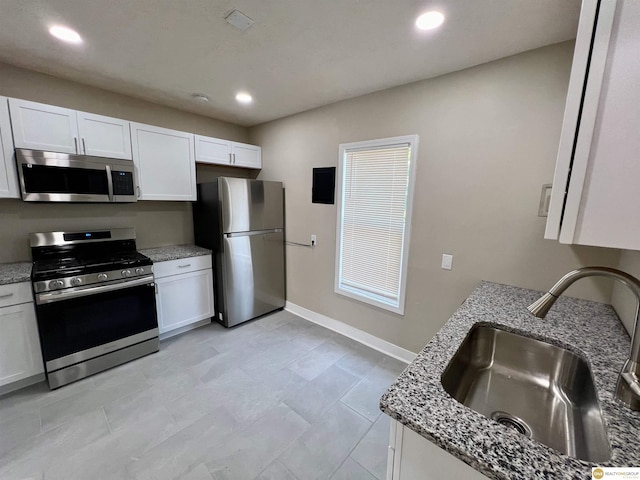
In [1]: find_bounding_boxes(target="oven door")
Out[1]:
[34,277,158,371]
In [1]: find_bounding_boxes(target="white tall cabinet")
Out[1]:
[545,0,640,250]
[8,98,132,159]
[130,123,197,201]
[0,282,44,389]
[0,97,19,198]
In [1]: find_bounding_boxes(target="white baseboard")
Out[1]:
[285,302,416,364]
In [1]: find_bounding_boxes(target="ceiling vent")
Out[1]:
[225,10,254,31]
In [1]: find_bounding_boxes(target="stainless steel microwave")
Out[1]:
[16,149,137,203]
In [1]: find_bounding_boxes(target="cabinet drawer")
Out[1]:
[0,282,33,308]
[153,255,212,278]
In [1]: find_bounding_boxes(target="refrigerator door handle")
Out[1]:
[225,228,283,238]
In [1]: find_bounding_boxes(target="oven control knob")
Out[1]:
[135,267,144,275]
[70,277,82,287]
[97,273,108,281]
[121,269,132,278]
[49,280,64,290]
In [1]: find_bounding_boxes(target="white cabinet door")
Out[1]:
[231,142,262,169]
[0,97,19,198]
[156,269,214,334]
[0,302,44,387]
[8,98,79,154]
[195,134,232,165]
[77,112,132,160]
[545,0,640,250]
[389,421,489,480]
[130,123,196,201]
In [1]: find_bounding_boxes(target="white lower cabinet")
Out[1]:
[388,420,489,480]
[0,283,44,388]
[154,256,214,335]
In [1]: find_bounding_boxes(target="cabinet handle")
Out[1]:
[178,264,191,268]
[74,137,78,154]
[153,282,158,294]
[233,153,236,164]
[0,293,14,299]
[229,153,233,164]
[82,138,87,154]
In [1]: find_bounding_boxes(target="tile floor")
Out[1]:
[0,310,407,480]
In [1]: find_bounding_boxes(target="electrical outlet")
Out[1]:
[311,234,317,246]
[441,254,453,270]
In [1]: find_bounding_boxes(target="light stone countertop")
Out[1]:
[0,262,32,285]
[380,281,640,479]
[139,244,211,263]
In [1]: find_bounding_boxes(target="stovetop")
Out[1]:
[32,251,152,281]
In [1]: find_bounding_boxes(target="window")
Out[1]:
[335,135,418,315]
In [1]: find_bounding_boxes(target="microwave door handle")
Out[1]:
[105,165,114,202]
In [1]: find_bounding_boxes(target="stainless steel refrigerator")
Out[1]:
[193,178,285,327]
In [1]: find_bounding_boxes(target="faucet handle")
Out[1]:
[617,360,640,410]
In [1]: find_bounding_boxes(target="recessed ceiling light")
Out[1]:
[235,92,253,104]
[49,25,82,44]
[192,93,209,102]
[415,11,445,31]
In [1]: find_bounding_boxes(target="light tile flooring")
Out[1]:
[0,311,406,480]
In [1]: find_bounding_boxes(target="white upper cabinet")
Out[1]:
[0,97,19,198]
[8,98,132,160]
[76,112,132,159]
[195,135,232,165]
[232,142,262,169]
[195,134,262,169]
[9,98,79,154]
[546,0,640,250]
[130,122,196,201]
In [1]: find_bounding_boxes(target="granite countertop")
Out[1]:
[0,261,32,285]
[139,244,211,263]
[380,281,640,479]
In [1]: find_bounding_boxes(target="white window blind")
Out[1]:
[335,135,417,314]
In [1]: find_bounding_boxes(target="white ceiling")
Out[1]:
[0,1,581,127]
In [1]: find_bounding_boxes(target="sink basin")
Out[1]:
[441,325,610,462]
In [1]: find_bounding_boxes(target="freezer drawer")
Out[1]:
[221,230,285,327]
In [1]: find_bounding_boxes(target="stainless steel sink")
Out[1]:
[441,325,611,462]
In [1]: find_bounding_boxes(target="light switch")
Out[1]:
[441,254,453,270]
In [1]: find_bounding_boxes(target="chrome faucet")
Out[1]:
[528,266,640,411]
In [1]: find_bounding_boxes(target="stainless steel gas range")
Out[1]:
[30,228,159,389]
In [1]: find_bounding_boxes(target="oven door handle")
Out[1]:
[36,276,155,305]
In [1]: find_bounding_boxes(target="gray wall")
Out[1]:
[612,250,640,337]
[249,41,621,353]
[0,62,249,262]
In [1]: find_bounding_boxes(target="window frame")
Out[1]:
[334,134,419,315]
